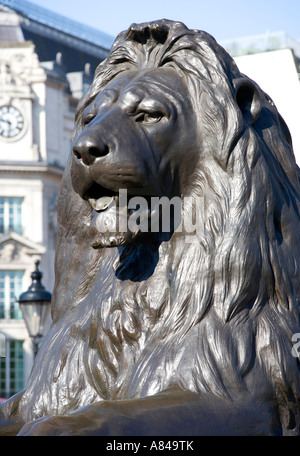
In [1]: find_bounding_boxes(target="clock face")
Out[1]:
[0,105,24,138]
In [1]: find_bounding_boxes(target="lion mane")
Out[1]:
[2,19,300,436]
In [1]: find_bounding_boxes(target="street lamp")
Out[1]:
[19,260,52,358]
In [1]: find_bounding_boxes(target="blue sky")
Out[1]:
[28,0,300,41]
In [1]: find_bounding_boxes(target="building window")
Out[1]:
[0,197,23,235]
[0,271,23,319]
[0,340,24,399]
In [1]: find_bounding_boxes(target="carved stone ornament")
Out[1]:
[0,43,44,99]
[0,242,17,262]
[1,19,300,436]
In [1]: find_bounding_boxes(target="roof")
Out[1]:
[0,0,115,73]
[0,4,23,41]
[0,0,114,48]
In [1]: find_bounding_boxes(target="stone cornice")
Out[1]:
[0,161,65,176]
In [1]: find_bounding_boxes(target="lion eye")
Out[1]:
[83,113,96,126]
[135,112,162,124]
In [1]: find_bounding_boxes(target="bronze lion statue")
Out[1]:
[1,19,300,436]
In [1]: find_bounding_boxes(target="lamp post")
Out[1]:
[18,260,52,358]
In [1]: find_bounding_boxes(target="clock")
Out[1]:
[0,105,24,138]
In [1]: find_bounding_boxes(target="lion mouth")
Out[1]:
[83,181,175,248]
[85,181,143,249]
[85,182,120,212]
[89,196,115,212]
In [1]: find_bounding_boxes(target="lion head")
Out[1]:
[69,20,265,251]
[4,20,300,435]
[70,66,195,248]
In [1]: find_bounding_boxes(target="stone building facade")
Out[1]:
[0,0,113,398]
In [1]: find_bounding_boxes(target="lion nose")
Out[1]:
[72,134,110,166]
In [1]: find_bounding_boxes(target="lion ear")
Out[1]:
[233,78,262,125]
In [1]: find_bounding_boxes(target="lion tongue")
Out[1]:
[88,196,114,212]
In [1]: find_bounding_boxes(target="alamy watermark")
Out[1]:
[292,333,300,358]
[92,189,205,241]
